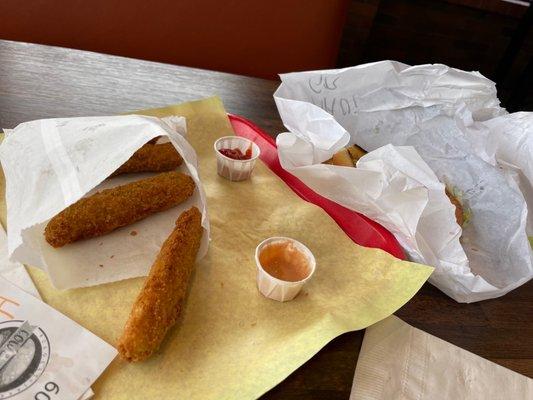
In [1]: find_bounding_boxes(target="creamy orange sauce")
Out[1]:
[259,241,310,282]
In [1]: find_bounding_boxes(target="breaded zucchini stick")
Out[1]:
[110,142,183,177]
[117,207,203,362]
[44,171,195,247]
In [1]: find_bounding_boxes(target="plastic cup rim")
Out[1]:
[255,236,316,285]
[214,136,260,163]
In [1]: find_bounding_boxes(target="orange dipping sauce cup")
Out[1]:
[255,237,316,302]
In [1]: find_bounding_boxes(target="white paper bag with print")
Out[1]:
[0,276,116,399]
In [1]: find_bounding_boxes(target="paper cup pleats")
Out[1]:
[214,136,260,181]
[255,237,316,302]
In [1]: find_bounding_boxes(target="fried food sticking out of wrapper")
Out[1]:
[324,144,366,167]
[118,206,203,362]
[110,142,183,177]
[445,188,464,227]
[324,145,465,226]
[44,171,195,247]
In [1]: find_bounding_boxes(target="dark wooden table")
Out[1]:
[1,39,531,399]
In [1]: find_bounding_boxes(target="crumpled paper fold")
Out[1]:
[483,112,533,235]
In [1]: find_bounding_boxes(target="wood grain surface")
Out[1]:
[1,39,531,400]
[0,40,284,134]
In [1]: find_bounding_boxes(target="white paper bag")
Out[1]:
[0,275,116,400]
[274,61,533,302]
[0,115,210,290]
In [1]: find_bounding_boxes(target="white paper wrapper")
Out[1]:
[0,227,40,299]
[0,275,116,400]
[274,61,532,303]
[0,115,210,290]
[0,226,95,399]
[483,112,533,236]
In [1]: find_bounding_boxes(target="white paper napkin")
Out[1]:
[351,316,532,400]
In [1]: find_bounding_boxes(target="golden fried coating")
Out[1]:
[346,145,367,164]
[44,171,195,247]
[445,189,464,227]
[324,148,354,167]
[117,207,203,362]
[324,145,367,167]
[110,142,183,177]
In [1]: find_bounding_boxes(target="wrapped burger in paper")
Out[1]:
[0,115,209,290]
[274,61,532,302]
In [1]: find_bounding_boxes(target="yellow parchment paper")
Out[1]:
[0,97,433,399]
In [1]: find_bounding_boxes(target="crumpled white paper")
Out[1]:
[483,112,533,235]
[274,61,532,303]
[0,115,210,290]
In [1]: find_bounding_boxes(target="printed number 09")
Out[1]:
[34,381,60,399]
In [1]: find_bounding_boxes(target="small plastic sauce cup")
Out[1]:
[255,237,316,302]
[214,136,260,181]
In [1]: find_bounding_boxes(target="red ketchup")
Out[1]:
[219,145,252,160]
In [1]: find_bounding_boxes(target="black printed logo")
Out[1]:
[0,321,50,399]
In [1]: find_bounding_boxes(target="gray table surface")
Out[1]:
[0,39,284,135]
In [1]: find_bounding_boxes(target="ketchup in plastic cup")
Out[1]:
[255,237,316,302]
[214,136,260,181]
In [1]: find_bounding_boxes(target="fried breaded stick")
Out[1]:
[117,207,203,362]
[110,142,183,177]
[44,171,195,247]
